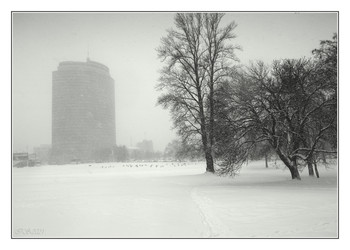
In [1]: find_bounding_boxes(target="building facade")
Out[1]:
[51,59,116,164]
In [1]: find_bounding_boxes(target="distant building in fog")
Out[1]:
[51,58,116,164]
[136,140,154,153]
[34,144,51,164]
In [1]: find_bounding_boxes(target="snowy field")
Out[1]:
[12,160,338,238]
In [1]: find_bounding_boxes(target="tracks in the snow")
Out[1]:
[190,187,229,238]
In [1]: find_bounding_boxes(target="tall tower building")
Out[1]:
[51,59,116,164]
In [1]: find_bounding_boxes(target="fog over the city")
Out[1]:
[12,12,337,152]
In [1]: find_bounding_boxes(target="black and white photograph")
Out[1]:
[10,10,339,240]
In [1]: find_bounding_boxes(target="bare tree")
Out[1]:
[216,55,336,180]
[157,13,239,173]
[301,34,337,177]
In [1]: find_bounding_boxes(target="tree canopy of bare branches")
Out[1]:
[215,34,337,179]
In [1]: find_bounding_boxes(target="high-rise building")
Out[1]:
[51,59,116,164]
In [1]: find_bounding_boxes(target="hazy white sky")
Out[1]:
[12,12,337,152]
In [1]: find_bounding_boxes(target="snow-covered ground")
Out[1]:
[12,160,337,238]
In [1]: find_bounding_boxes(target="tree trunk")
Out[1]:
[291,158,301,180]
[307,160,315,176]
[314,162,320,178]
[205,150,215,173]
[291,166,301,180]
[275,149,301,180]
[207,86,215,174]
[265,154,269,168]
[199,125,214,173]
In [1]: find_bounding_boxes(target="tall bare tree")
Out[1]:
[157,13,239,173]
